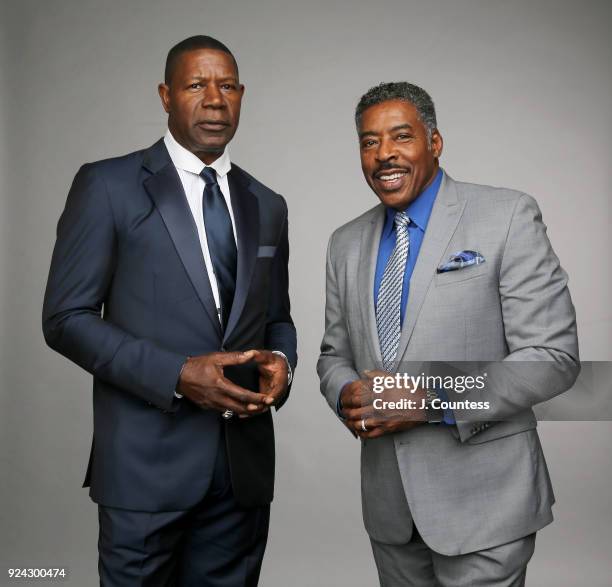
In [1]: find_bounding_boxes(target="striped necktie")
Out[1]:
[376,211,410,371]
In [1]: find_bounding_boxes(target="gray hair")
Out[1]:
[355,82,437,144]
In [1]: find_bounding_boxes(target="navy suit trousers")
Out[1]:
[98,428,270,587]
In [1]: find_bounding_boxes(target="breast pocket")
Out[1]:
[257,245,277,258]
[250,245,277,297]
[434,263,488,287]
[250,254,274,288]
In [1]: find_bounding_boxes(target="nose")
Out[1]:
[201,84,224,108]
[376,137,398,162]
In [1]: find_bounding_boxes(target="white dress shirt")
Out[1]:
[164,130,292,397]
[164,129,237,318]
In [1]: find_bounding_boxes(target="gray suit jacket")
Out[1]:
[317,172,579,555]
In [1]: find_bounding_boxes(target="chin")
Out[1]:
[195,141,226,153]
[378,192,412,210]
[191,133,228,148]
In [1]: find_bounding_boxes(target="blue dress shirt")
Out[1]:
[337,168,454,424]
[373,168,443,322]
[373,168,454,425]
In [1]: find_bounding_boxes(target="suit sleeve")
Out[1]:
[42,164,186,411]
[317,231,360,415]
[264,196,297,409]
[450,193,581,441]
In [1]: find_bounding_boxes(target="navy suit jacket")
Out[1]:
[43,139,297,511]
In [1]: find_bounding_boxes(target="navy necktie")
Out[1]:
[200,167,237,329]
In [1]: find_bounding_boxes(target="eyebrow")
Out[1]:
[359,123,414,139]
[391,123,414,132]
[187,75,238,82]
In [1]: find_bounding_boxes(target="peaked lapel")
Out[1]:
[357,206,386,365]
[223,167,259,343]
[142,139,222,337]
[393,173,466,367]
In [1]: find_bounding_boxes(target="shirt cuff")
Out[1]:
[271,350,293,385]
[336,395,344,419]
[436,386,456,425]
[174,357,190,400]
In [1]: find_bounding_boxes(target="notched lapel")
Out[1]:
[223,168,259,342]
[142,142,222,337]
[393,174,466,367]
[357,207,386,365]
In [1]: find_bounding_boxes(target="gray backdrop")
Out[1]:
[1,0,611,585]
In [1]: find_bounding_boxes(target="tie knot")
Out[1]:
[394,211,410,231]
[200,167,218,186]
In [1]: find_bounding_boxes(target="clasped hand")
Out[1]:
[177,350,288,417]
[340,370,427,439]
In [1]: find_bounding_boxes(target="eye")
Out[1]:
[220,83,236,91]
[189,82,202,90]
[361,139,377,149]
[396,133,413,141]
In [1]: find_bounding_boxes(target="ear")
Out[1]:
[431,129,443,159]
[158,83,171,114]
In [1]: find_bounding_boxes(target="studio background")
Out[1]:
[1,0,610,585]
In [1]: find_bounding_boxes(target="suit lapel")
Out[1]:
[142,140,222,337]
[223,167,259,342]
[393,173,466,367]
[357,206,386,365]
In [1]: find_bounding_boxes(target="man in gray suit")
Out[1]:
[317,82,579,586]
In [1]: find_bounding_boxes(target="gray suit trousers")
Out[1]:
[371,528,535,587]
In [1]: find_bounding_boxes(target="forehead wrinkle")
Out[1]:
[174,52,239,80]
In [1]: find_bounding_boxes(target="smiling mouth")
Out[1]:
[374,169,410,190]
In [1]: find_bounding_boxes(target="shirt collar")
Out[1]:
[382,168,443,238]
[164,129,232,178]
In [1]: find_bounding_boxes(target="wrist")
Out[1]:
[339,381,352,404]
[337,382,352,418]
[175,356,192,397]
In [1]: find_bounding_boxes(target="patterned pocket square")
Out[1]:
[437,250,485,273]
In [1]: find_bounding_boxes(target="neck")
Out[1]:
[195,149,223,165]
[167,126,223,165]
[422,162,440,191]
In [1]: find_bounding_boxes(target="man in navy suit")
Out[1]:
[43,35,297,586]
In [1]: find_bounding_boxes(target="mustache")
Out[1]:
[374,162,410,176]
